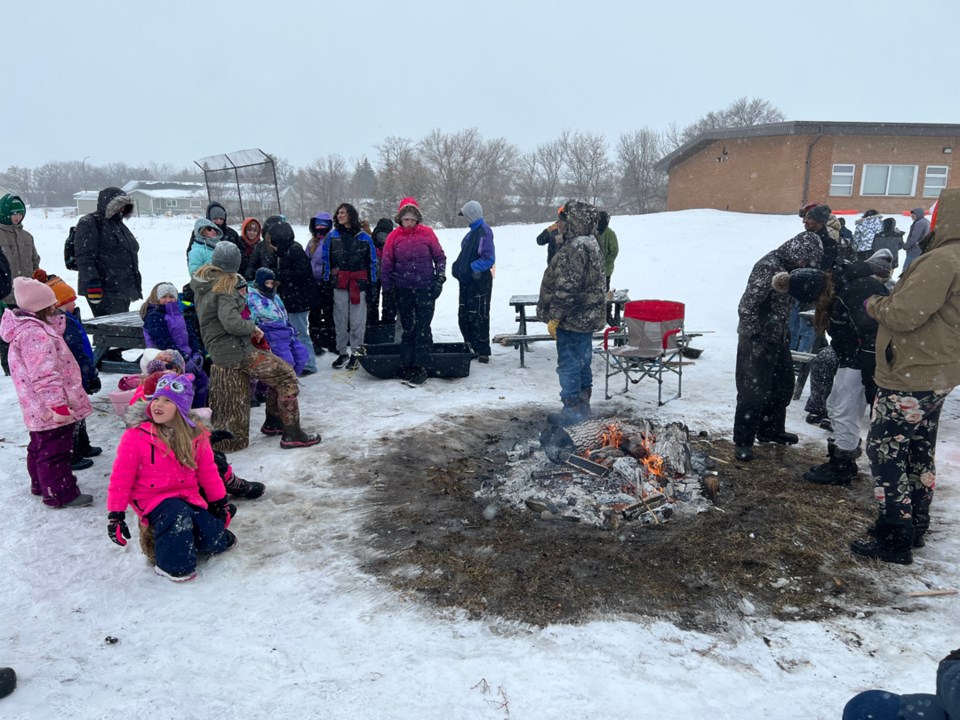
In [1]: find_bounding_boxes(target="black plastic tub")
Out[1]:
[317,323,396,352]
[359,342,474,379]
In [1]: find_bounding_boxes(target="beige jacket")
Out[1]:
[0,223,40,304]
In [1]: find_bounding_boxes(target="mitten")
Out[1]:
[50,405,73,425]
[85,375,102,395]
[207,498,235,528]
[107,511,131,546]
[431,274,446,299]
[85,281,104,304]
[547,319,559,339]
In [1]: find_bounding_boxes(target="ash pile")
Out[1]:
[478,418,720,529]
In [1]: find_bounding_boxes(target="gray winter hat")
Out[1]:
[211,241,242,273]
[865,248,894,279]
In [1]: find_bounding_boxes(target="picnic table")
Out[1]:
[82,310,145,374]
[501,290,630,367]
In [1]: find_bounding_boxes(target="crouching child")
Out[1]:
[105,373,238,582]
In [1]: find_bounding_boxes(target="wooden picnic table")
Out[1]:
[504,290,630,367]
[82,310,145,374]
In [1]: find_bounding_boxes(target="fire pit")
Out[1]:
[477,416,720,529]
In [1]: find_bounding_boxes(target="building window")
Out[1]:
[923,166,949,198]
[829,164,855,196]
[861,164,917,196]
[190,198,203,208]
[164,199,178,208]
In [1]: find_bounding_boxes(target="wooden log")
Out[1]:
[209,364,251,452]
[906,589,958,598]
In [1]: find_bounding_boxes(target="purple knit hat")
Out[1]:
[148,373,195,427]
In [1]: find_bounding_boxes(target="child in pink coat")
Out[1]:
[0,277,93,507]
[106,373,237,581]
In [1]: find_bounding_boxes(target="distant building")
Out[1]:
[656,121,960,215]
[73,181,205,217]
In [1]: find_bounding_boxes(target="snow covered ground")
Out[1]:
[1,207,957,719]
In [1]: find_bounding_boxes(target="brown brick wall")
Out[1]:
[666,133,959,215]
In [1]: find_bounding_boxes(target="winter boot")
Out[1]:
[734,445,753,462]
[280,421,322,449]
[803,446,859,485]
[577,388,593,420]
[547,396,584,426]
[260,414,285,436]
[224,469,265,500]
[911,501,932,549]
[851,517,914,565]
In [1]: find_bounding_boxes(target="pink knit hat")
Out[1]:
[13,276,58,313]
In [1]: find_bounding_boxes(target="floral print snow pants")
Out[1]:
[866,388,950,521]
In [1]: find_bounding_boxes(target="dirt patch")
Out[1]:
[358,407,890,630]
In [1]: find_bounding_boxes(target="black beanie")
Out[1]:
[806,205,832,225]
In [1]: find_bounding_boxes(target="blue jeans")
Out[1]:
[788,300,815,352]
[556,328,593,400]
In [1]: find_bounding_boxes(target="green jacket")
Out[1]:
[868,187,960,392]
[190,266,258,368]
[596,227,619,278]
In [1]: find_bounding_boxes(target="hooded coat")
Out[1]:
[0,309,93,431]
[0,194,40,304]
[871,218,905,268]
[190,266,258,368]
[380,223,446,291]
[537,200,606,333]
[737,232,823,343]
[867,188,960,392]
[106,400,226,521]
[187,219,224,275]
[853,214,885,253]
[904,207,932,261]
[74,187,142,302]
[270,222,321,314]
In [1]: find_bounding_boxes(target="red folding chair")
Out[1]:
[603,300,686,405]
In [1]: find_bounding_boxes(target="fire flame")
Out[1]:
[640,434,665,478]
[600,424,624,449]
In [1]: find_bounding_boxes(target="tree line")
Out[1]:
[2,97,783,226]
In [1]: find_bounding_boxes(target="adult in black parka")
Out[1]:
[74,187,142,317]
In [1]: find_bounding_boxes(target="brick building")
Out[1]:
[656,121,960,215]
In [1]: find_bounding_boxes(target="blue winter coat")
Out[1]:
[61,309,98,392]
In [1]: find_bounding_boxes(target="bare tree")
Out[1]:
[561,131,612,207]
[615,128,667,214]
[373,136,430,222]
[666,96,785,150]
[514,138,567,222]
[301,155,352,218]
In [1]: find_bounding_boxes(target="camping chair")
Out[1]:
[603,300,686,405]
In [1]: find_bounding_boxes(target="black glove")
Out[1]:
[107,511,131,547]
[207,498,235,527]
[431,274,446,299]
[85,375,102,395]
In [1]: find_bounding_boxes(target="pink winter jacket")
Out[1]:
[106,421,226,520]
[0,308,93,432]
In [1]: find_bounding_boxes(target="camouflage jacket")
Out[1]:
[537,234,606,333]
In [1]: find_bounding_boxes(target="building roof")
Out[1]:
[121,180,206,198]
[655,121,960,173]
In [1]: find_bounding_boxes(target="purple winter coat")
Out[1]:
[380,224,446,291]
[260,320,309,375]
[0,308,93,431]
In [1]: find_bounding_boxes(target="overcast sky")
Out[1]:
[9,0,959,172]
